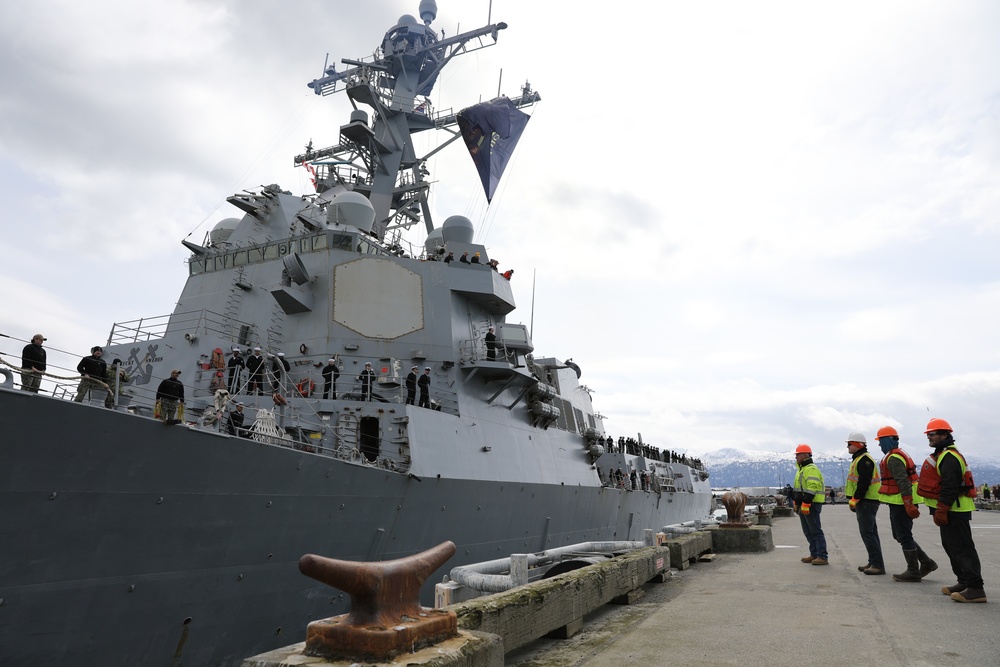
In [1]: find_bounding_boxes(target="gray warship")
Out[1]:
[0,3,712,665]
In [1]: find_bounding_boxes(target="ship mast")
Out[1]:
[294,1,540,242]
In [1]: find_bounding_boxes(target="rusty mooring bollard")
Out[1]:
[298,541,458,662]
[720,490,751,527]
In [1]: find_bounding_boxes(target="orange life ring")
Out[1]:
[297,379,316,397]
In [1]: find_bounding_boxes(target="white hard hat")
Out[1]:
[846,431,866,444]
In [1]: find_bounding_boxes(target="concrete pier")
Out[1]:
[506,506,1000,665]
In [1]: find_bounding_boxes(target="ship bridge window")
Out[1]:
[189,260,205,275]
[233,250,249,266]
[331,233,354,250]
[312,234,328,251]
[264,244,279,260]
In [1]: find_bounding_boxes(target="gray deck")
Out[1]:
[507,505,1000,665]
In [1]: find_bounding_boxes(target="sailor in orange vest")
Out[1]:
[917,418,986,603]
[875,425,937,582]
[845,432,884,575]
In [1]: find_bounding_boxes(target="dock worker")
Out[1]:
[793,444,828,565]
[417,366,431,408]
[845,432,885,575]
[917,418,986,603]
[875,425,937,582]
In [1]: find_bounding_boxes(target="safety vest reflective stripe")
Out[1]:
[794,464,826,503]
[918,448,976,512]
[846,453,880,500]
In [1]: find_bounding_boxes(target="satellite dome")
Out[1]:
[398,14,417,26]
[209,217,240,245]
[441,215,474,244]
[326,191,375,233]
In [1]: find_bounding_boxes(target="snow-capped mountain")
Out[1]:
[695,447,1000,489]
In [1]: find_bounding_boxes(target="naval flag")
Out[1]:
[456,97,529,203]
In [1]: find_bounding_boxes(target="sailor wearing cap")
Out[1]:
[227,401,246,437]
[227,347,245,394]
[155,370,185,422]
[74,346,108,402]
[322,358,340,400]
[20,334,47,393]
[405,365,419,405]
[246,347,265,395]
[359,362,376,401]
[418,366,432,408]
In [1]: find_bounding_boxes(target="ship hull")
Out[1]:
[0,389,711,666]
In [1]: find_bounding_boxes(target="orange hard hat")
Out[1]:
[795,444,812,454]
[876,426,899,439]
[924,418,952,433]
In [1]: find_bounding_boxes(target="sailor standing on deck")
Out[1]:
[322,358,340,400]
[74,346,107,402]
[359,362,375,401]
[20,334,46,393]
[845,432,885,575]
[793,444,828,565]
[246,347,265,395]
[405,366,418,405]
[227,347,245,394]
[417,367,431,408]
[156,370,185,422]
[485,327,497,361]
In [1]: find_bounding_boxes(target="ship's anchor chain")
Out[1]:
[297,541,458,662]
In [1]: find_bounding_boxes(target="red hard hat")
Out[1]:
[795,444,812,454]
[924,418,953,433]
[876,426,899,439]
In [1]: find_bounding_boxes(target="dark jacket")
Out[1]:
[227,409,245,436]
[406,372,417,392]
[77,354,107,378]
[246,354,265,376]
[22,343,46,371]
[156,377,185,402]
[417,373,430,394]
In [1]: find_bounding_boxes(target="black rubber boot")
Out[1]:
[892,549,922,582]
[916,547,938,578]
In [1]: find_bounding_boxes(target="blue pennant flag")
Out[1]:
[456,98,530,203]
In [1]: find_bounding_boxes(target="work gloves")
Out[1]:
[902,496,921,519]
[933,504,950,527]
[848,498,858,512]
[800,502,812,516]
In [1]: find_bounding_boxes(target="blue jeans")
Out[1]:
[855,499,884,569]
[799,502,827,559]
[888,503,917,551]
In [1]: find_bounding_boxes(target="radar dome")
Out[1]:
[398,14,418,26]
[209,217,240,245]
[419,0,437,24]
[441,215,474,244]
[327,191,375,233]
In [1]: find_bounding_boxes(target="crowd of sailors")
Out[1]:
[599,434,705,470]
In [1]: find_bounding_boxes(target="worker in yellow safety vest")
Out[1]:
[845,432,884,575]
[916,418,986,603]
[875,425,937,583]
[793,444,828,565]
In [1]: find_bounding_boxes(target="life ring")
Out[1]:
[272,392,288,406]
[297,379,316,397]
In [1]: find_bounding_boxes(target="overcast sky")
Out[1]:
[2,0,999,461]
